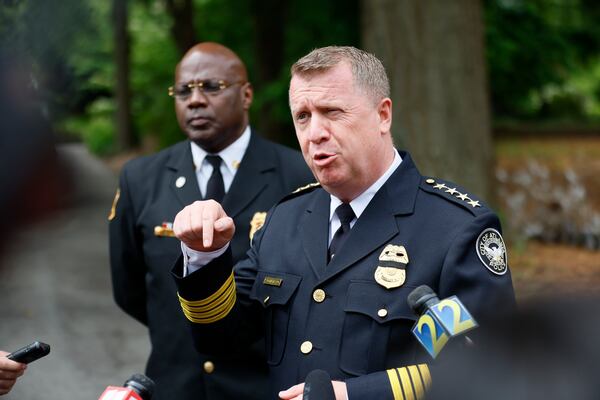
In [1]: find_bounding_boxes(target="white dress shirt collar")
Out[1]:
[189,125,251,175]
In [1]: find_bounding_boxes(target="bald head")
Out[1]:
[173,42,253,153]
[177,42,248,83]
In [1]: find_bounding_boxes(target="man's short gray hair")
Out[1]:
[291,46,390,103]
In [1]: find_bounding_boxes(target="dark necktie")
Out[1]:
[204,155,225,202]
[328,203,355,263]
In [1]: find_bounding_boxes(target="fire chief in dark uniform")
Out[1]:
[108,42,313,400]
[170,46,516,399]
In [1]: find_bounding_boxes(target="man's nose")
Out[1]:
[308,115,330,143]
[188,87,208,107]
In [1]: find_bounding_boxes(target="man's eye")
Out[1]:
[296,112,309,122]
[202,80,222,93]
[175,86,192,96]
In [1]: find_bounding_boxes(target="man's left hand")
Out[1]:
[278,381,348,400]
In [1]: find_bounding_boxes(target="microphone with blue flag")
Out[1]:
[407,285,478,358]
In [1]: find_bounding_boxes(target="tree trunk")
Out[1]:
[250,0,290,145]
[165,0,197,56]
[113,0,135,150]
[361,0,495,203]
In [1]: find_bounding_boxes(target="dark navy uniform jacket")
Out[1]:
[109,131,313,400]
[172,151,516,399]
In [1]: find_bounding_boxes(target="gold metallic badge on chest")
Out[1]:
[374,244,409,289]
[374,267,406,289]
[380,244,409,264]
[263,276,283,287]
[249,212,267,242]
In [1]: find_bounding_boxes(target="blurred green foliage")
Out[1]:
[485,0,600,121]
[129,2,180,148]
[61,98,115,154]
[1,0,599,155]
[4,0,358,153]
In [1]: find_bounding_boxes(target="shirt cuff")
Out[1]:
[181,242,229,276]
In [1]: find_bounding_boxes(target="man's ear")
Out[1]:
[242,82,254,111]
[378,97,392,134]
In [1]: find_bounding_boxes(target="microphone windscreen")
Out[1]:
[303,369,335,400]
[407,285,437,314]
[124,373,155,400]
[37,342,51,356]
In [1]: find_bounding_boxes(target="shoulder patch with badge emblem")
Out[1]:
[476,228,508,275]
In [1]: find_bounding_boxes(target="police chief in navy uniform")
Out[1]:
[108,42,313,400]
[170,46,516,399]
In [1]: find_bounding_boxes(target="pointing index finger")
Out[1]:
[202,201,222,248]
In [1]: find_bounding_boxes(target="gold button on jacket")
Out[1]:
[203,361,215,374]
[312,289,326,303]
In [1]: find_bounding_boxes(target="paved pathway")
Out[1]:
[0,144,150,399]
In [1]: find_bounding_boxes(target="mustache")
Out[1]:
[187,112,214,122]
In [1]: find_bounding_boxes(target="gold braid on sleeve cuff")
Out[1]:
[386,363,431,400]
[177,272,236,324]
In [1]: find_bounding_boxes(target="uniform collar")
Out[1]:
[189,125,251,174]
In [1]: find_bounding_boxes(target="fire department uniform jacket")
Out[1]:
[172,151,516,399]
[109,132,313,400]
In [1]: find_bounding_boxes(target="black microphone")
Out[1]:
[98,373,155,400]
[407,285,478,358]
[407,285,441,315]
[7,341,50,364]
[302,369,335,400]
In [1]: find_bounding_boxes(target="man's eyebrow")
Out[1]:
[314,100,344,108]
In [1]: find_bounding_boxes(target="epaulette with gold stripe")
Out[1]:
[387,363,431,400]
[177,272,236,324]
[277,182,321,204]
[421,178,487,216]
[107,188,120,221]
[293,182,321,193]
